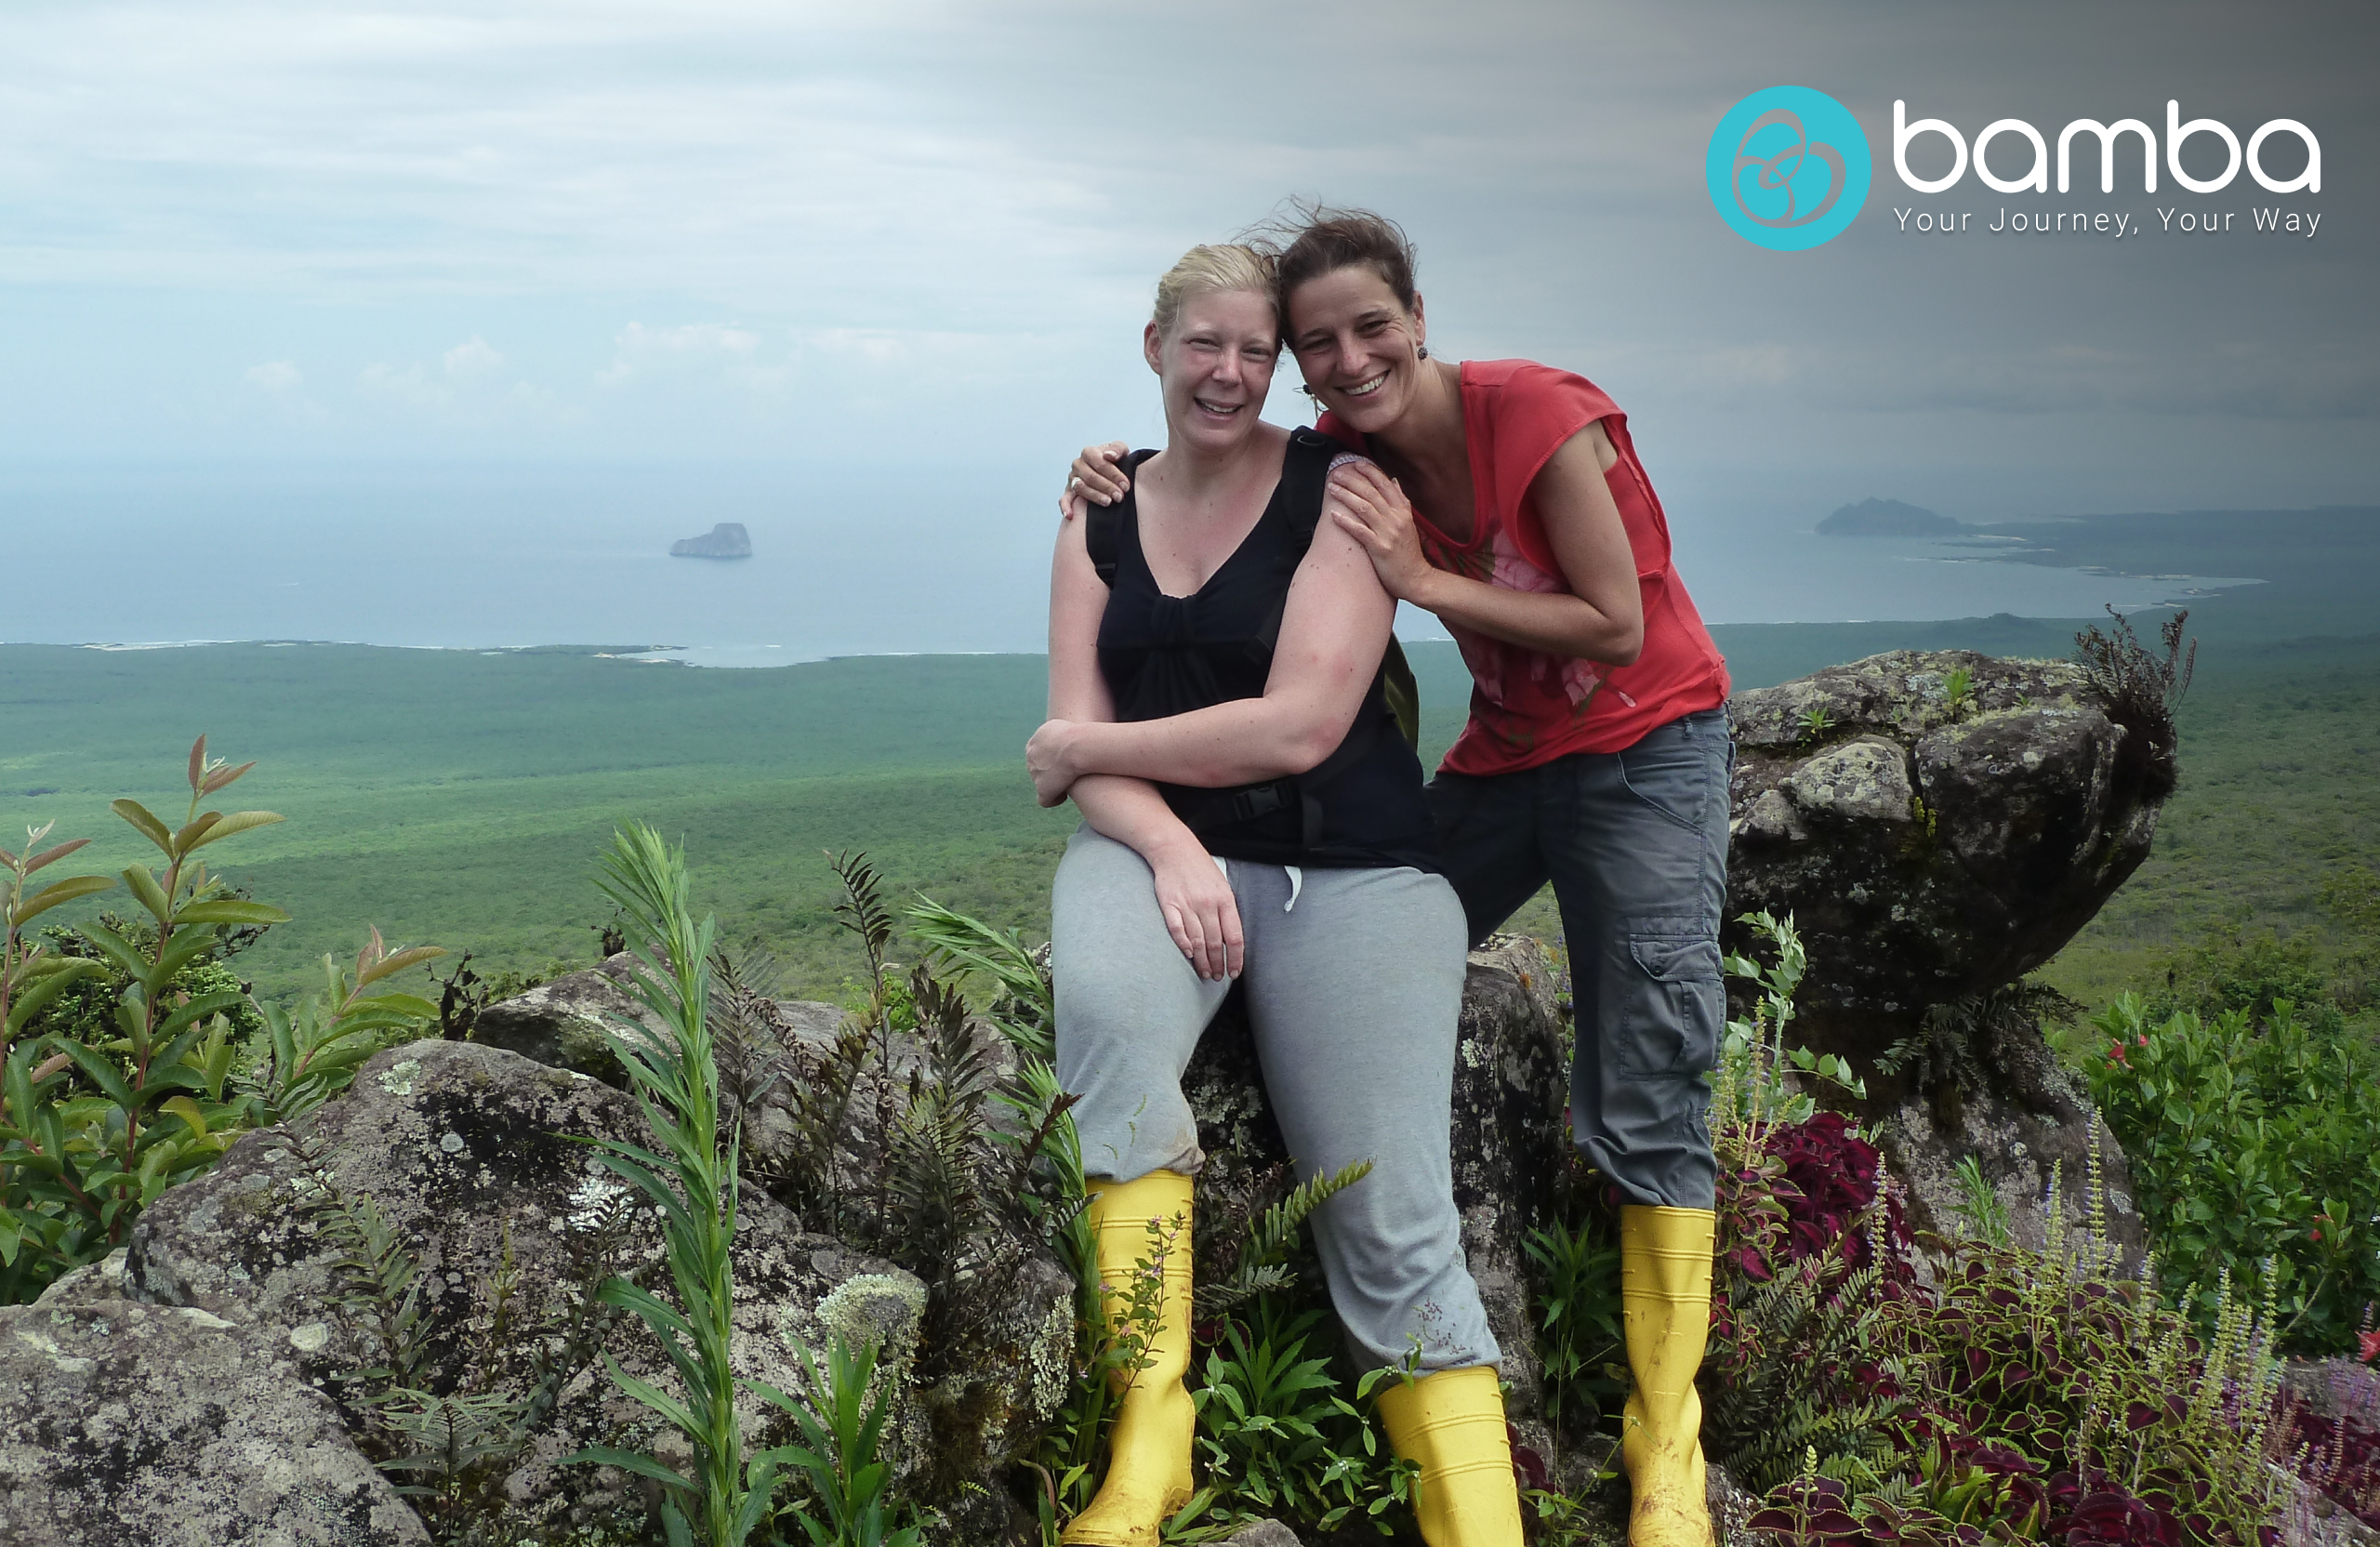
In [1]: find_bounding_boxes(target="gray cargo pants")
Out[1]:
[1425,707,1732,1210]
[1051,826,1501,1373]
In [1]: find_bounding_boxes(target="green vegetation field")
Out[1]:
[4,508,2373,1014]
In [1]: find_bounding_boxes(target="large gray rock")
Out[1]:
[467,951,666,1084]
[1726,650,2160,1264]
[1727,650,2160,1042]
[127,1038,931,1545]
[0,1298,428,1546]
[337,991,1072,1545]
[1182,937,1574,1479]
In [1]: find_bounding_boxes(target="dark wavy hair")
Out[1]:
[1243,202,1420,334]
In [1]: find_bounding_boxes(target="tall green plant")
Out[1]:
[565,822,779,1547]
[761,1334,926,1547]
[0,738,341,1296]
[0,823,115,1276]
[2086,990,2380,1352]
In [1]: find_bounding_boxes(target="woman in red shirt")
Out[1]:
[1065,209,1729,1547]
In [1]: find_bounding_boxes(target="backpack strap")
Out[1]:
[1082,450,1157,588]
[1274,427,1342,552]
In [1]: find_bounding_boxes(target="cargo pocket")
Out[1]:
[1616,927,1723,1078]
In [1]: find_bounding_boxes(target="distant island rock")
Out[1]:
[670,522,752,559]
[1818,497,1962,536]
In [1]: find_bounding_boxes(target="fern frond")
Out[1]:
[1194,1263,1296,1321]
[1243,1158,1372,1273]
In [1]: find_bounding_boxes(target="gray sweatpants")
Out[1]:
[1427,707,1734,1211]
[1051,826,1501,1374]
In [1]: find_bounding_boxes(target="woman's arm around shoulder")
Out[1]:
[1327,424,1643,664]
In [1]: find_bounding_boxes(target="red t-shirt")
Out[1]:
[1320,360,1729,774]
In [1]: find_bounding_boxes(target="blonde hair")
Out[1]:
[1151,244,1277,338]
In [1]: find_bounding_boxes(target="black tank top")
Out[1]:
[1087,428,1439,872]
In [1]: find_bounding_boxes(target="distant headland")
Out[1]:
[1818,497,1962,536]
[670,522,752,559]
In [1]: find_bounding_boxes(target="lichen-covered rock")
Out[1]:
[1728,650,2161,1267]
[1181,936,1573,1473]
[0,1298,428,1546]
[1727,650,2161,1051]
[909,1249,1076,1544]
[1875,1037,2147,1265]
[126,1038,928,1544]
[1443,938,1573,1478]
[465,977,1073,1543]
[467,952,667,1085]
[33,1246,128,1307]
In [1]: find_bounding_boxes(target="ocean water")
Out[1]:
[0,461,2254,665]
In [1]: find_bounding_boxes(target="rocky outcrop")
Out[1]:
[467,950,666,1084]
[1726,649,2162,1261]
[126,1039,933,1545]
[0,1298,428,1546]
[1728,650,2159,1034]
[670,522,752,558]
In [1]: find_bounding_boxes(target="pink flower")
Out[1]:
[2358,1329,2379,1364]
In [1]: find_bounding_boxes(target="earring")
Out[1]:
[1417,343,1430,361]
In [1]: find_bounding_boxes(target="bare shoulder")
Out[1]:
[1567,418,1620,473]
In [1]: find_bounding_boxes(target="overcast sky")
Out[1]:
[0,0,2371,527]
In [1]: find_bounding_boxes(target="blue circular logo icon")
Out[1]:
[1707,86,1871,250]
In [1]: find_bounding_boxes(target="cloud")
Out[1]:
[443,335,504,377]
[596,322,767,388]
[244,360,302,391]
[357,360,449,407]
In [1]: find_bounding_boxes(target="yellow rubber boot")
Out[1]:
[1374,1364,1525,1546]
[1619,1205,1715,1547]
[1063,1170,1196,1547]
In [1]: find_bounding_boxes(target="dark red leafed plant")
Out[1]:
[1765,1111,1912,1277]
[2277,1401,2380,1528]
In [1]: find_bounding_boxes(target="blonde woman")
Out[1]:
[1031,244,1521,1547]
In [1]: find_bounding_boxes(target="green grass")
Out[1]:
[6,507,2373,1014]
[0,643,1081,1000]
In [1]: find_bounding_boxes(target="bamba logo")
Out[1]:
[1892,101,2320,194]
[1707,86,1873,251]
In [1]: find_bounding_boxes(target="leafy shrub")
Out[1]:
[1693,915,2351,1543]
[1181,1302,1414,1539]
[2150,920,2343,1028]
[2084,992,2380,1355]
[0,736,439,1301]
[1522,1210,1625,1466]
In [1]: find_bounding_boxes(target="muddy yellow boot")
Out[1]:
[1620,1205,1715,1547]
[1063,1170,1196,1547]
[1375,1364,1525,1546]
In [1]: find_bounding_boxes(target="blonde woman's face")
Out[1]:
[1144,287,1279,453]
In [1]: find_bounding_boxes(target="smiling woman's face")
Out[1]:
[1144,286,1279,454]
[1284,264,1426,435]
